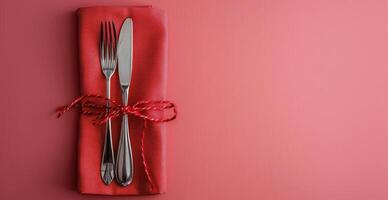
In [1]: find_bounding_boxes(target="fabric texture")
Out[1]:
[77,6,167,195]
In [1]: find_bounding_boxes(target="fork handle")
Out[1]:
[116,87,134,186]
[101,79,115,185]
[101,120,115,184]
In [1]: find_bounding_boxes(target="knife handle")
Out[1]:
[116,87,134,186]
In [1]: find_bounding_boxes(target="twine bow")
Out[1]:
[57,94,177,191]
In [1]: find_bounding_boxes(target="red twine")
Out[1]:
[57,94,177,191]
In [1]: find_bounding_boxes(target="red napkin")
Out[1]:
[77,6,167,195]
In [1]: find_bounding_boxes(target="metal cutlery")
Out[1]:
[116,18,134,186]
[99,21,117,185]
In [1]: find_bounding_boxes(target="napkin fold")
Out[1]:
[77,6,167,195]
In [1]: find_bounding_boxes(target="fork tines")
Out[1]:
[100,21,117,77]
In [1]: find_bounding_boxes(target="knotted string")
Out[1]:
[57,94,177,191]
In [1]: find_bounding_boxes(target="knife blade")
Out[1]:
[118,18,133,88]
[116,18,134,186]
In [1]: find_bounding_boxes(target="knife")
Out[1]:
[116,18,134,186]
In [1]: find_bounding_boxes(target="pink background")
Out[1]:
[1,0,388,199]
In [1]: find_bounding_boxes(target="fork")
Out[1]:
[99,21,117,185]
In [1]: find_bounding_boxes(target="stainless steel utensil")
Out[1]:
[116,18,134,186]
[99,21,117,185]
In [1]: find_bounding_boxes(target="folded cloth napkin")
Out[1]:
[77,6,167,195]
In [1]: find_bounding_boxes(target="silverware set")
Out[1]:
[99,18,134,186]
